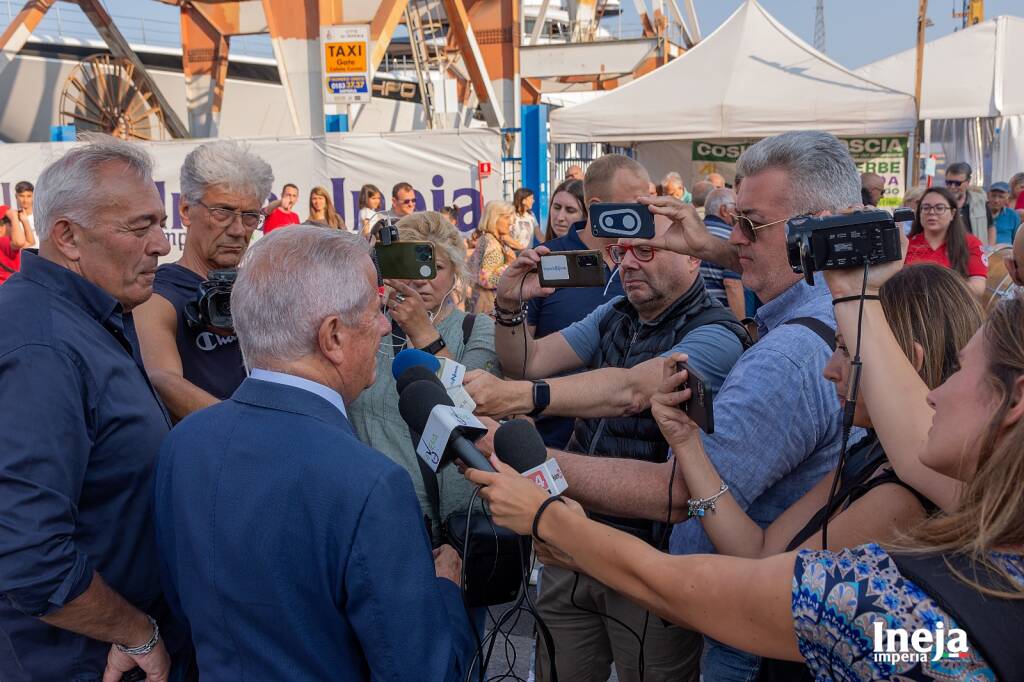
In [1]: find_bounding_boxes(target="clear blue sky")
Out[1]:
[618,0,1024,68]
[62,0,1024,69]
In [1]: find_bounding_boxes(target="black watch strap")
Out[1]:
[528,380,550,418]
[420,334,447,355]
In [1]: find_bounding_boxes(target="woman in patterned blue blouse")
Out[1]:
[466,278,1024,680]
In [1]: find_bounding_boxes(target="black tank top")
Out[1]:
[152,264,246,400]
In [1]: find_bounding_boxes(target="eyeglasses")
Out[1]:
[945,179,965,188]
[398,198,417,206]
[919,204,952,214]
[734,213,789,243]
[198,200,265,229]
[606,244,656,263]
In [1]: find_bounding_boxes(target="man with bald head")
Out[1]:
[705,172,726,189]
[690,180,715,218]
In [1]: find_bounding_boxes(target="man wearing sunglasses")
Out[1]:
[389,181,419,219]
[945,161,993,245]
[136,140,274,422]
[508,131,864,681]
[465,159,749,679]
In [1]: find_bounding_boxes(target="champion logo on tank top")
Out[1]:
[196,332,238,352]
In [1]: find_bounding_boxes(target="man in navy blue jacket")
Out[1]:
[153,225,475,680]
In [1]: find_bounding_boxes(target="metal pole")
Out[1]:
[912,0,928,188]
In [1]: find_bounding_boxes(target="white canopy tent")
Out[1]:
[549,0,917,144]
[856,16,1024,185]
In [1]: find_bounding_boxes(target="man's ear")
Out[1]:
[318,315,348,366]
[179,199,193,228]
[50,218,82,262]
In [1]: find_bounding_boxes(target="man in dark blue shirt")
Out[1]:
[136,141,274,421]
[0,139,186,681]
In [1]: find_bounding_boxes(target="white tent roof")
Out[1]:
[549,0,917,143]
[855,16,1024,120]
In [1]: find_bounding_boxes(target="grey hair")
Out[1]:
[661,171,683,187]
[34,135,154,241]
[179,140,274,205]
[736,131,861,214]
[690,180,714,207]
[704,187,736,218]
[232,226,375,369]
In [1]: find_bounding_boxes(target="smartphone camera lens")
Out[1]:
[417,252,431,262]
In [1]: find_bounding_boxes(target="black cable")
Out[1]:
[463,487,487,682]
[821,261,870,552]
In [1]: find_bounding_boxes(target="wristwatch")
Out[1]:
[420,334,447,356]
[528,380,550,418]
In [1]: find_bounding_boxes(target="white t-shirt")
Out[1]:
[511,213,538,249]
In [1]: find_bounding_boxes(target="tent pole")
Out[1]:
[912,0,928,187]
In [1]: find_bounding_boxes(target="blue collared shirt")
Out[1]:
[0,253,176,679]
[670,274,847,555]
[250,368,348,418]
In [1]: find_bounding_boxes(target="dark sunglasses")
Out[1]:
[945,179,966,188]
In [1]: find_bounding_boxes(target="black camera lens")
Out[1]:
[417,252,431,262]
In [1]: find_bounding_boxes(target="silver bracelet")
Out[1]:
[115,615,160,657]
[687,482,729,518]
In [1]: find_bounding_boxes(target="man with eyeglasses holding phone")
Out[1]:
[136,141,274,421]
[464,159,749,680]
[944,161,993,245]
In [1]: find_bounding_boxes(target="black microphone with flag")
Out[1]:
[392,348,476,411]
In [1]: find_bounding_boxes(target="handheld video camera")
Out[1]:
[184,269,236,336]
[786,208,913,285]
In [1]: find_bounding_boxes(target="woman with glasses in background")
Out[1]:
[906,186,987,298]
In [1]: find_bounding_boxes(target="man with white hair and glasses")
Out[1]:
[153,226,475,680]
[136,140,273,421]
[0,137,191,680]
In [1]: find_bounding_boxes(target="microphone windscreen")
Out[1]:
[493,419,547,473]
[392,348,440,381]
[398,379,455,435]
[395,364,442,395]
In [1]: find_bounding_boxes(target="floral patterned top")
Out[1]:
[792,543,1024,681]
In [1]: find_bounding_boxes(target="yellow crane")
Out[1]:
[953,0,984,28]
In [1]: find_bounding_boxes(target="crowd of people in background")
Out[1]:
[0,132,1023,682]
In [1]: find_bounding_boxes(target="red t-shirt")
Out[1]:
[905,232,988,278]
[262,208,301,235]
[0,235,19,284]
[1016,193,1024,211]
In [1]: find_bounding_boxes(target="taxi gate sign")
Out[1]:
[321,24,371,104]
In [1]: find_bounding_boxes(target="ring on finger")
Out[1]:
[395,293,406,303]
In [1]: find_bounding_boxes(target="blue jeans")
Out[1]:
[701,637,761,682]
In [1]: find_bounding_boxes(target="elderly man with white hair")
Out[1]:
[153,226,475,680]
[136,140,274,421]
[0,137,191,680]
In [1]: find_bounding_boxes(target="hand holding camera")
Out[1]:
[495,246,557,309]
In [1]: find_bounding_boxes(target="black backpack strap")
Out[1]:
[890,552,1024,681]
[678,305,753,350]
[783,317,836,352]
[461,313,477,346]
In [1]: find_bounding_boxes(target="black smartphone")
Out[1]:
[374,241,436,280]
[537,250,606,288]
[676,361,714,434]
[590,203,656,239]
